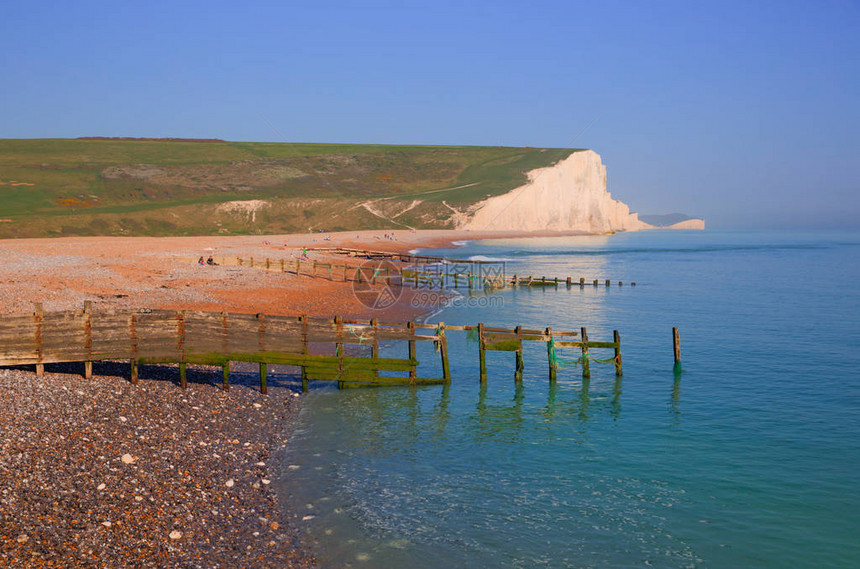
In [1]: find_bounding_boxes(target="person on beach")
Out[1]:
[198,256,205,265]
[206,256,217,265]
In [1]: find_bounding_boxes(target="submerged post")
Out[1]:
[546,326,557,382]
[613,330,622,376]
[514,325,524,383]
[673,327,682,374]
[407,321,417,382]
[438,322,451,384]
[580,326,591,379]
[478,323,487,385]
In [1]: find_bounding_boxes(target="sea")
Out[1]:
[277,229,860,568]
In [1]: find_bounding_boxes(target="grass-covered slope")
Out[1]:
[0,138,579,238]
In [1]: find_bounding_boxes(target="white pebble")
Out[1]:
[121,454,135,464]
[261,479,271,485]
[169,530,182,540]
[119,416,127,422]
[225,479,235,488]
[102,521,112,528]
[97,483,106,491]
[16,534,28,544]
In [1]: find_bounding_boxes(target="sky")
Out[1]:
[1,0,858,229]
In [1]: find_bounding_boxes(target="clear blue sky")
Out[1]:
[2,0,858,229]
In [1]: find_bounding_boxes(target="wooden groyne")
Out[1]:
[1,303,622,392]
[204,256,634,290]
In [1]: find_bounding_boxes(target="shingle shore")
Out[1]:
[0,364,315,568]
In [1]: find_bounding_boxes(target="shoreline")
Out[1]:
[0,228,594,567]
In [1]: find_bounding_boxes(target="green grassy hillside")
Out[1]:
[0,138,580,238]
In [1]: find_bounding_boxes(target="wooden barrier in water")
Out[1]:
[1,303,622,391]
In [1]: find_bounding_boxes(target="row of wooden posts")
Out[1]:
[0,303,623,393]
[208,256,633,290]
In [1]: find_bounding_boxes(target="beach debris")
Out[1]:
[102,521,112,528]
[16,534,29,544]
[261,479,271,485]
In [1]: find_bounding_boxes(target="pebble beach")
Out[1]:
[0,228,583,567]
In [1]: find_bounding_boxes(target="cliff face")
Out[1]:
[458,150,650,233]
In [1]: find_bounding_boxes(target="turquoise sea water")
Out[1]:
[278,230,860,568]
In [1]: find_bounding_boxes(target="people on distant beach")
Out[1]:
[206,256,217,266]
[300,247,309,261]
[198,256,205,265]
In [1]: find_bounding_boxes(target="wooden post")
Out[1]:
[593,279,598,287]
[554,277,559,287]
[541,276,546,286]
[579,277,585,287]
[370,318,379,381]
[221,311,229,390]
[296,259,301,274]
[407,321,417,382]
[266,258,271,270]
[299,314,309,392]
[312,260,317,276]
[566,276,572,288]
[259,363,268,395]
[238,256,243,266]
[614,330,622,376]
[250,257,254,268]
[335,316,344,389]
[129,312,138,384]
[478,323,487,385]
[258,313,267,394]
[546,327,557,382]
[673,327,682,373]
[438,322,451,384]
[34,302,44,377]
[280,258,285,272]
[511,274,517,287]
[83,301,92,379]
[580,326,591,379]
[178,310,187,389]
[514,325,524,383]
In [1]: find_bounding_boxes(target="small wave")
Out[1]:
[451,241,469,247]
[467,255,512,262]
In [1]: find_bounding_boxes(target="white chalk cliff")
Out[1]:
[458,150,652,233]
